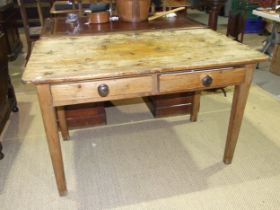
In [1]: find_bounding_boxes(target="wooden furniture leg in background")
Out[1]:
[0,142,4,159]
[223,64,254,164]
[270,44,280,76]
[57,107,70,140]
[190,91,201,122]
[37,84,67,195]
[202,0,227,31]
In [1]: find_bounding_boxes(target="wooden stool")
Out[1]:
[64,103,106,129]
[56,103,107,140]
[145,91,200,121]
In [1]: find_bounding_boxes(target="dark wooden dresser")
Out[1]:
[0,1,22,60]
[0,32,18,159]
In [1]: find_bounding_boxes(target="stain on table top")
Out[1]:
[22,28,268,84]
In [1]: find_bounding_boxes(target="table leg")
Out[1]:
[223,64,254,164]
[261,22,280,55]
[190,91,201,122]
[37,84,67,196]
[57,107,70,140]
[274,23,280,44]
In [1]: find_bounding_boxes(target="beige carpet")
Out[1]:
[0,85,280,210]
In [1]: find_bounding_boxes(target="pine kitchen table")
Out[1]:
[22,28,267,195]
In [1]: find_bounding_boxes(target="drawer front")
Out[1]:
[51,76,153,106]
[159,68,246,93]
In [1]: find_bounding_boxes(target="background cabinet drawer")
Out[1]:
[51,76,153,106]
[159,68,246,93]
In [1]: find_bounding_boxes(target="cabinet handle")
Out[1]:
[201,75,213,87]
[98,84,109,97]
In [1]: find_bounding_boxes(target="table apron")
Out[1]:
[159,67,246,93]
[50,67,246,107]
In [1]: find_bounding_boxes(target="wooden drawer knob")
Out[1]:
[98,84,109,97]
[201,75,213,87]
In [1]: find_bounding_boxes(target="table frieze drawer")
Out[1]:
[51,76,153,106]
[159,67,246,93]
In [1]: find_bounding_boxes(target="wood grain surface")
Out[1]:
[159,67,246,92]
[22,28,267,84]
[51,76,154,106]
